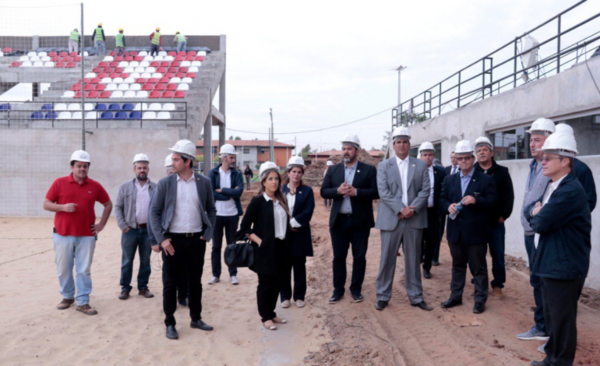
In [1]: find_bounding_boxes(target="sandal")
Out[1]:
[272,317,288,324]
[263,320,277,330]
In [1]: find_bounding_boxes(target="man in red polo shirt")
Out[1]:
[43,150,112,315]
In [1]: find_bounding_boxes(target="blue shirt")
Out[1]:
[528,159,540,189]
[339,161,358,214]
[460,170,473,197]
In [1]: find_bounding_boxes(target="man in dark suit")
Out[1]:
[439,140,497,314]
[444,151,460,176]
[438,151,459,265]
[418,142,446,279]
[321,135,379,304]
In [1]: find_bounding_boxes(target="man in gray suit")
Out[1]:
[150,139,217,340]
[374,127,432,311]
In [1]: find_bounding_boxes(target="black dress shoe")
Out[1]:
[530,361,546,366]
[441,298,463,309]
[473,302,485,314]
[423,270,432,279]
[190,319,214,331]
[374,300,388,311]
[329,294,343,304]
[166,325,178,340]
[178,298,188,307]
[352,293,364,303]
[411,301,433,311]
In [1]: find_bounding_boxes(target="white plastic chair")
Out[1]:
[191,61,201,67]
[21,61,33,67]
[170,77,182,84]
[177,83,189,91]
[134,67,145,73]
[85,72,97,79]
[138,51,148,56]
[110,91,124,99]
[129,61,140,68]
[0,51,3,57]
[151,73,163,79]
[140,61,150,67]
[84,103,94,110]
[106,83,118,91]
[142,111,156,119]
[130,83,141,91]
[158,51,167,57]
[83,51,89,56]
[134,103,149,110]
[188,66,199,73]
[71,111,82,119]
[19,56,29,62]
[118,84,129,91]
[130,72,141,79]
[103,56,114,62]
[197,51,207,56]
[141,72,152,79]
[68,103,81,110]
[124,91,136,98]
[33,61,44,67]
[27,51,36,57]
[123,77,136,84]
[58,111,71,119]
[113,77,124,84]
[165,56,174,61]
[124,67,135,74]
[62,91,75,98]
[157,112,171,119]
[144,55,153,61]
[162,103,176,111]
[85,111,98,119]
[180,61,191,67]
[41,56,51,62]
[181,77,193,84]
[44,62,55,67]
[148,103,162,111]
[55,103,68,111]
[101,77,112,84]
[145,67,156,74]
[154,55,164,61]
[38,51,48,57]
[118,61,129,67]
[135,91,149,99]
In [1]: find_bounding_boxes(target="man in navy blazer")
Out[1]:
[439,140,497,314]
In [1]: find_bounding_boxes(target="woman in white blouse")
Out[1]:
[238,162,291,330]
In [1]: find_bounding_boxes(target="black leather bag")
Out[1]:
[224,240,255,268]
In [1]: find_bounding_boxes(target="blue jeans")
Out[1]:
[489,222,506,289]
[115,46,125,56]
[525,235,546,334]
[120,228,151,292]
[95,40,105,55]
[53,234,96,306]
[177,41,187,52]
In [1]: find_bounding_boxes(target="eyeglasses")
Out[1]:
[542,156,562,162]
[456,156,473,161]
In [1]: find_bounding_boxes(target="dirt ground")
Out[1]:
[1,186,599,366]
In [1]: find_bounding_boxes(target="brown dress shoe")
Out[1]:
[56,298,74,310]
[493,287,504,299]
[118,291,130,300]
[76,304,98,315]
[139,289,154,298]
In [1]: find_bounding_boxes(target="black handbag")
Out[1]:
[224,240,255,268]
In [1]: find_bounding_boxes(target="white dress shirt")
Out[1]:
[286,190,302,228]
[427,166,434,207]
[534,175,567,248]
[396,156,409,206]
[263,193,287,240]
[134,179,151,224]
[169,174,203,233]
[215,167,238,217]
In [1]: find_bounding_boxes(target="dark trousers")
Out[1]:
[280,255,307,301]
[150,44,159,56]
[258,274,281,322]
[421,207,440,272]
[162,235,205,326]
[330,214,370,297]
[541,277,585,366]
[448,239,488,303]
[120,228,151,292]
[211,215,239,277]
[488,222,506,288]
[245,175,251,190]
[177,270,188,302]
[525,235,546,333]
[435,214,447,262]
[324,198,332,207]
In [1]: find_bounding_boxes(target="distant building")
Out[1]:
[197,140,295,168]
[307,149,385,164]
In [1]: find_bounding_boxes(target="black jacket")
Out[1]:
[525,172,591,280]
[320,161,379,229]
[282,184,315,257]
[475,159,514,223]
[207,164,244,216]
[445,165,460,176]
[440,169,498,245]
[573,158,596,212]
[431,165,447,213]
[244,168,253,178]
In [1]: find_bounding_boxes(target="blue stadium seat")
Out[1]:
[95,104,107,111]
[41,104,53,110]
[0,103,11,111]
[108,103,121,111]
[100,111,113,120]
[44,112,58,119]
[128,111,141,119]
[30,111,44,119]
[114,111,128,119]
[121,103,134,111]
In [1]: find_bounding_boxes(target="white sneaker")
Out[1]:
[538,342,546,354]
[281,300,290,308]
[231,276,239,285]
[208,277,220,285]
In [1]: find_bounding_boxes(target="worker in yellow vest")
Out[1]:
[174,32,188,53]
[91,23,106,55]
[68,28,81,54]
[149,28,162,57]
[115,28,126,57]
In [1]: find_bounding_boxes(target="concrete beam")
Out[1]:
[211,105,224,125]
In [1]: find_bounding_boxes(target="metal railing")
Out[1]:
[392,0,600,128]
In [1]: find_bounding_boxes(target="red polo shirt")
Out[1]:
[45,173,110,237]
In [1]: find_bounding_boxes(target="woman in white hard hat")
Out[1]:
[280,156,315,309]
[237,162,291,330]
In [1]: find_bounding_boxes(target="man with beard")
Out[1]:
[115,153,157,300]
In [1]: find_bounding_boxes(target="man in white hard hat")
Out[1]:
[115,153,157,301]
[417,141,446,280]
[472,137,514,299]
[374,128,432,311]
[321,135,378,304]
[150,139,217,339]
[207,143,244,286]
[440,140,497,314]
[517,118,554,341]
[525,132,591,366]
[43,150,113,316]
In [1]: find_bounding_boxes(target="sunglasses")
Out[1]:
[456,156,473,161]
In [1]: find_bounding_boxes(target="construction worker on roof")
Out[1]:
[149,27,162,57]
[174,31,188,53]
[91,23,106,55]
[115,28,126,57]
[68,28,80,54]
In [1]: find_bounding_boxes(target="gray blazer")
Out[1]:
[149,172,217,244]
[375,156,430,231]
[115,178,157,231]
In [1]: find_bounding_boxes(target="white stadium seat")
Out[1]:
[181,77,192,83]
[130,83,141,91]
[68,103,81,110]
[134,67,145,73]
[170,77,181,83]
[113,77,124,84]
[138,51,148,56]
[85,111,98,119]
[158,51,167,57]
[58,111,71,119]
[134,103,148,110]
[197,51,206,56]
[44,62,55,67]
[85,72,97,79]
[19,56,29,62]
[141,72,151,79]
[145,67,156,74]
[106,83,118,91]
[151,73,163,79]
[148,103,162,111]
[55,103,68,111]
[142,111,156,119]
[124,77,136,84]
[118,84,129,91]
[180,61,191,67]
[118,61,129,67]
[191,61,201,67]
[165,56,174,61]
[21,61,33,67]
[41,56,51,62]
[124,67,135,74]
[135,91,149,99]
[101,77,112,84]
[144,56,153,61]
[124,91,136,98]
[129,61,140,68]
[140,61,150,67]
[103,56,114,62]
[30,56,40,62]
[71,111,82,119]
[130,72,141,79]
[157,112,171,119]
[84,103,94,110]
[33,61,44,67]
[110,91,124,99]
[38,51,47,57]
[27,51,36,57]
[154,55,164,61]
[188,66,199,73]
[177,83,189,91]
[162,103,176,111]
[62,91,75,98]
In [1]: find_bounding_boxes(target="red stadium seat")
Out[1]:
[92,67,103,73]
[149,91,161,99]
[114,56,124,62]
[160,61,170,67]
[73,56,82,62]
[109,61,119,68]
[177,51,186,56]
[54,62,65,68]
[167,67,178,73]
[154,84,166,91]
[48,51,57,57]
[157,67,166,73]
[74,91,82,98]
[84,84,94,91]
[184,55,194,61]
[174,91,186,98]
[175,56,184,61]
[97,72,108,78]
[94,84,106,91]
[179,67,188,73]
[147,78,158,84]
[175,72,185,78]
[119,73,129,79]
[86,91,99,99]
[186,72,196,79]
[135,78,147,84]
[114,67,124,73]
[159,77,169,84]
[164,73,174,79]
[129,51,138,56]
[150,61,159,67]
[110,51,116,56]
[9,61,20,68]
[167,51,176,56]
[134,56,143,61]
[166,83,177,91]
[99,61,108,67]
[51,56,60,62]
[78,78,90,84]
[100,91,111,98]
[161,91,174,98]
[59,51,68,57]
[71,84,81,91]
[3,47,13,53]
[171,61,181,67]
[142,84,154,91]
[194,56,204,61]
[62,56,72,62]
[91,77,100,84]
[188,51,197,57]
[125,56,133,62]
[69,52,78,57]
[109,72,119,79]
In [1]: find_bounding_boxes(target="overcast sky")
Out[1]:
[2,0,599,153]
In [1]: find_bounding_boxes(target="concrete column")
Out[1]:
[32,36,39,51]
[218,34,226,149]
[203,89,212,175]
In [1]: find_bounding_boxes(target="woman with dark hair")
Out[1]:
[244,164,253,190]
[280,156,315,309]
[237,162,291,330]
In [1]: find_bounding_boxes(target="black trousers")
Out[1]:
[421,207,440,271]
[448,239,488,303]
[256,239,287,322]
[541,277,585,366]
[150,44,159,56]
[211,215,239,277]
[162,235,205,326]
[330,214,370,297]
[177,270,188,302]
[280,255,307,301]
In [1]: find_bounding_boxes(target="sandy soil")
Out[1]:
[1,188,599,366]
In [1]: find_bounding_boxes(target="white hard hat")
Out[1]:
[168,139,196,159]
[474,136,493,150]
[287,156,305,168]
[527,118,555,135]
[326,160,333,166]
[454,140,474,155]
[70,150,91,163]
[219,143,237,156]
[164,154,173,167]
[418,141,434,152]
[259,161,279,179]
[539,132,578,157]
[392,126,411,141]
[555,123,574,135]
[341,134,360,149]
[132,153,149,164]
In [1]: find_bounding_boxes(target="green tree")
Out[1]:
[300,144,312,159]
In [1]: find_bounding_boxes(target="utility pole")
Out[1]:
[395,65,407,108]
[269,108,274,162]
